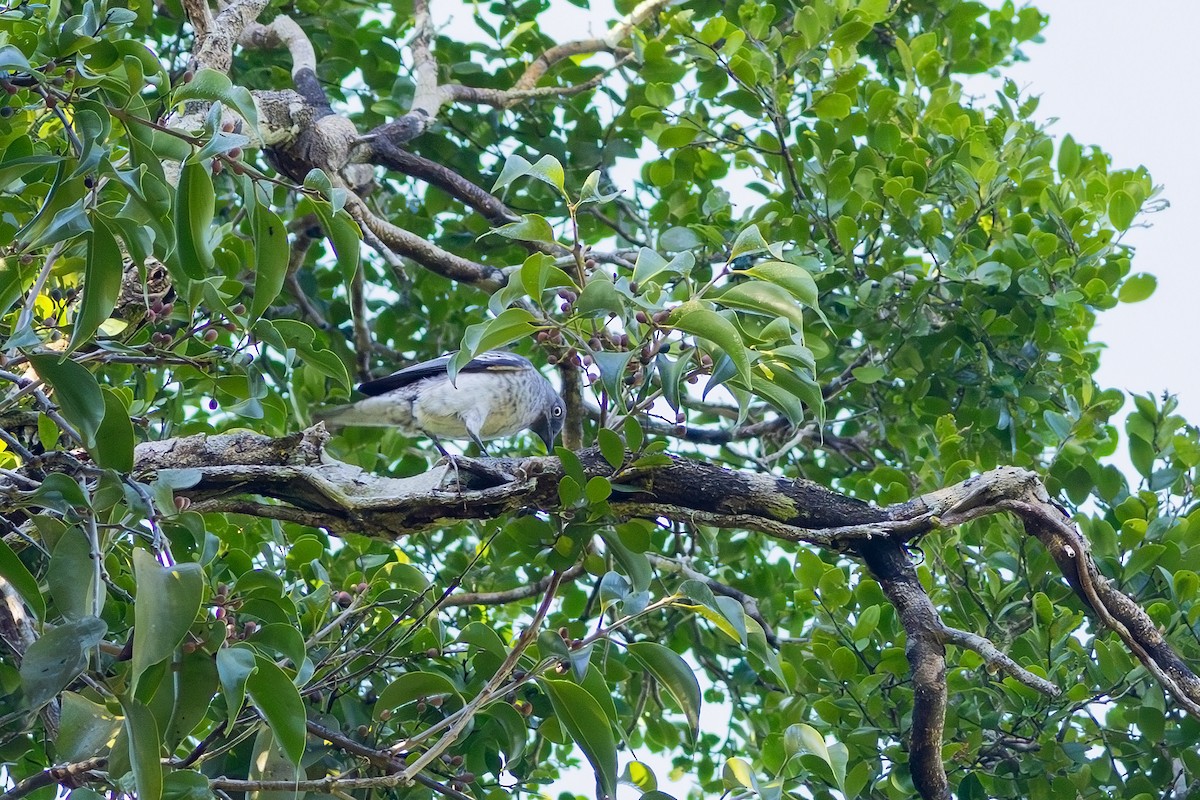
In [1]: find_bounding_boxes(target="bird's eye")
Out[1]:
[553,406,563,417]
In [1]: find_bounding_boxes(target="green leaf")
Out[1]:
[1058,134,1080,177]
[165,650,219,749]
[715,280,805,329]
[246,656,306,764]
[851,365,885,385]
[484,702,528,761]
[0,44,32,71]
[540,678,618,799]
[574,274,625,316]
[744,260,819,307]
[0,535,45,622]
[216,646,257,729]
[577,170,620,205]
[171,68,259,131]
[722,757,759,792]
[374,671,462,719]
[93,387,135,471]
[597,427,625,470]
[1118,273,1156,303]
[121,697,163,800]
[491,153,534,192]
[730,224,769,260]
[491,213,556,244]
[249,202,289,322]
[170,159,215,281]
[590,349,635,404]
[670,307,751,387]
[1107,190,1137,231]
[626,642,701,735]
[810,92,852,120]
[247,725,300,800]
[20,616,107,710]
[527,154,566,195]
[451,308,539,380]
[26,354,105,448]
[57,691,122,761]
[131,548,203,694]
[655,351,693,412]
[68,222,124,354]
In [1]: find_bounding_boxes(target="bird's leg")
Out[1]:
[468,432,489,456]
[428,435,450,458]
[426,434,464,490]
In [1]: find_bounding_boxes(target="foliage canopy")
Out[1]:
[1,1,1198,800]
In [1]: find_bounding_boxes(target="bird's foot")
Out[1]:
[434,454,516,492]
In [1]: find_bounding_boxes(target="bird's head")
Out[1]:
[531,393,566,453]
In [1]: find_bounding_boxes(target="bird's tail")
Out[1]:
[312,395,412,430]
[312,403,354,430]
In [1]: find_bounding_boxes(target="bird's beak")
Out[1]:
[532,416,558,454]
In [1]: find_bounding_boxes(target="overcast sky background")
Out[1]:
[436,2,1200,795]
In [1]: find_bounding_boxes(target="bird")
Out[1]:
[315,350,565,455]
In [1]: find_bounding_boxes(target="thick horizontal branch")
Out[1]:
[130,427,887,544]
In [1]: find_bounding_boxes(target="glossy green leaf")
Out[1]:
[670,307,751,387]
[68,222,124,354]
[1119,273,1156,303]
[597,427,625,469]
[527,154,566,194]
[1108,189,1137,231]
[540,678,618,799]
[249,202,289,322]
[491,213,556,244]
[491,153,534,192]
[744,260,819,306]
[715,280,805,329]
[170,159,215,281]
[57,691,122,761]
[451,308,539,380]
[20,616,107,710]
[729,224,769,260]
[0,535,45,622]
[165,650,219,749]
[626,641,701,734]
[171,68,259,130]
[93,387,135,471]
[46,526,100,621]
[246,657,306,764]
[216,646,257,729]
[26,354,105,448]
[131,548,203,694]
[121,697,163,800]
[374,671,462,719]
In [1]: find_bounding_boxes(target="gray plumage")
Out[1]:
[316,351,565,454]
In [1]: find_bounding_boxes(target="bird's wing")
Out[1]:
[357,351,534,396]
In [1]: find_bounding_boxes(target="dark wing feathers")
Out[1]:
[357,351,534,396]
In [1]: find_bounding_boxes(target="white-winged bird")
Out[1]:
[316,351,565,455]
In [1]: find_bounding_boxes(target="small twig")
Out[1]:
[13,242,64,338]
[0,757,107,800]
[441,564,586,607]
[939,624,1060,696]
